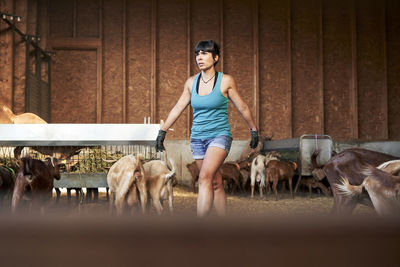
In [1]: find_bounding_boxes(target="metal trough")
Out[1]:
[263,134,333,193]
[0,124,160,189]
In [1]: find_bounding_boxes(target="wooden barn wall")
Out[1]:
[387,0,400,139]
[259,0,291,140]
[156,0,188,139]
[1,0,399,141]
[357,0,387,140]
[126,0,152,124]
[322,0,353,140]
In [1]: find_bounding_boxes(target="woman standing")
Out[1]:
[156,40,258,217]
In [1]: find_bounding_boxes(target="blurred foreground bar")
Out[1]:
[0,214,399,267]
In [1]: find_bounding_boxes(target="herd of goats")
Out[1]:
[0,105,400,216]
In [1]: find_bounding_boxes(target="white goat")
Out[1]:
[250,154,277,198]
[107,155,146,216]
[143,158,176,215]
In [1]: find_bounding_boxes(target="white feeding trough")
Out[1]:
[0,123,160,189]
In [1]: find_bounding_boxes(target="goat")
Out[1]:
[186,161,199,193]
[250,154,277,198]
[2,105,47,124]
[186,161,244,194]
[265,160,297,200]
[107,155,146,216]
[315,148,398,214]
[143,158,177,214]
[220,162,244,194]
[0,165,16,209]
[11,157,60,213]
[337,162,400,216]
[298,176,330,198]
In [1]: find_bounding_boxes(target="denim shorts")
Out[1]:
[190,135,233,160]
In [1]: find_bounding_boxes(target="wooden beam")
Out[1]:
[219,0,224,72]
[382,0,388,139]
[73,0,77,38]
[122,0,127,123]
[97,0,103,123]
[287,0,292,138]
[151,0,157,123]
[186,0,191,138]
[350,0,358,139]
[319,0,324,134]
[253,0,259,129]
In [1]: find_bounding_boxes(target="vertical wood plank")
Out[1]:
[151,0,156,123]
[13,0,28,114]
[323,0,353,139]
[73,0,77,38]
[259,0,291,139]
[253,0,259,129]
[318,0,324,134]
[382,0,388,139]
[186,0,191,137]
[219,0,224,72]
[357,0,387,139]
[350,0,358,139]
[97,0,102,123]
[287,0,292,138]
[387,0,400,139]
[122,0,127,123]
[0,0,14,109]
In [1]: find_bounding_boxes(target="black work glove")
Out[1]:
[250,129,259,149]
[155,130,166,152]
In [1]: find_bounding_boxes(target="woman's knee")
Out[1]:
[198,172,213,188]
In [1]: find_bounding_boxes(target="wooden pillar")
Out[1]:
[253,0,259,129]
[318,0,324,134]
[122,0,127,123]
[288,0,293,138]
[151,0,157,123]
[186,0,191,137]
[97,0,103,123]
[382,0,388,139]
[350,0,358,139]
[219,0,224,72]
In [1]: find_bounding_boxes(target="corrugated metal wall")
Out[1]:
[0,0,399,140]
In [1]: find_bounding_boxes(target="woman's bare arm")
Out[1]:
[222,74,257,131]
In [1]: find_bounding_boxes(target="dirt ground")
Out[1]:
[45,185,375,217]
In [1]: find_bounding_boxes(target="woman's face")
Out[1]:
[196,50,218,70]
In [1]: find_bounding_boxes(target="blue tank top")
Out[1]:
[190,72,232,139]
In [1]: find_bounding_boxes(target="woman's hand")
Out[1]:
[155,130,166,152]
[250,129,259,149]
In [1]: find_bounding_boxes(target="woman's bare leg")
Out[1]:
[196,146,227,217]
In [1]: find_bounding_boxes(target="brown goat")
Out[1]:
[186,161,244,194]
[316,148,398,214]
[337,162,400,216]
[0,165,16,209]
[220,162,244,194]
[265,160,297,200]
[186,161,199,193]
[298,177,330,198]
[12,157,60,213]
